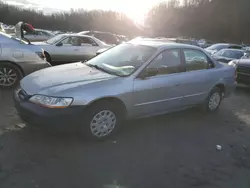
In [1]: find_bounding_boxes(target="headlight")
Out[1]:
[228,60,237,66]
[29,95,73,108]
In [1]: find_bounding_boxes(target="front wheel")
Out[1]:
[202,87,222,113]
[82,101,122,140]
[0,63,22,88]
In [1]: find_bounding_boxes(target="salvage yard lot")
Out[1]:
[1,86,250,188]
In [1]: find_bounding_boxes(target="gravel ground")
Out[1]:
[0,86,250,188]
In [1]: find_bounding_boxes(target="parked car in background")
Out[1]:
[241,47,250,59]
[14,41,235,140]
[205,43,243,55]
[24,29,55,42]
[116,35,129,42]
[33,34,111,64]
[212,49,245,63]
[78,31,120,45]
[53,31,65,35]
[198,39,213,48]
[129,37,174,43]
[0,23,6,33]
[229,59,250,85]
[0,31,51,88]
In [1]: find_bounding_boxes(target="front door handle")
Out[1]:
[175,84,181,86]
[74,49,79,51]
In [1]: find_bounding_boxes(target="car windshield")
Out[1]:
[206,44,229,51]
[85,43,157,76]
[46,34,65,44]
[214,49,244,59]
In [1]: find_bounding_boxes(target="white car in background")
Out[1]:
[24,29,55,42]
[0,31,51,88]
[33,34,111,64]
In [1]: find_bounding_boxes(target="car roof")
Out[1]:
[128,40,201,50]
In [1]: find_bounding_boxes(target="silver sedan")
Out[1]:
[0,32,51,88]
[24,29,55,42]
[14,41,236,140]
[33,34,111,64]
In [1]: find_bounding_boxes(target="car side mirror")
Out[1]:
[56,42,63,47]
[139,68,158,79]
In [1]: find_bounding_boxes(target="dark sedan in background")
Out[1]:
[212,49,245,63]
[229,59,250,85]
[206,43,243,55]
[78,31,121,45]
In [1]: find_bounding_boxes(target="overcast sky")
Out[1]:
[4,0,168,21]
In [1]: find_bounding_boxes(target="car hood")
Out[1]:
[237,59,250,67]
[20,62,116,95]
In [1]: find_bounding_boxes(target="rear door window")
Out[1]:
[183,49,211,71]
[79,37,98,46]
[147,49,183,75]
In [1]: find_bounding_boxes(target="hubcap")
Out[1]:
[0,67,17,86]
[208,92,221,110]
[90,110,116,137]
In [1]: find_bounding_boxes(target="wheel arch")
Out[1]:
[44,51,51,62]
[0,60,25,76]
[214,83,225,94]
[87,97,128,118]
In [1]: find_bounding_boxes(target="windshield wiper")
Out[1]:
[87,64,109,73]
[86,64,119,76]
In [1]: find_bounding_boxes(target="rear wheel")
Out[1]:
[0,63,23,88]
[202,87,222,113]
[82,101,123,141]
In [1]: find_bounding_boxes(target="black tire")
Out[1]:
[201,87,222,113]
[44,52,51,63]
[0,62,23,88]
[82,101,123,141]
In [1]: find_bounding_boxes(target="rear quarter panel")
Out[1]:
[1,43,49,75]
[214,62,236,97]
[1,43,42,62]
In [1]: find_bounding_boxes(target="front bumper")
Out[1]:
[236,65,250,85]
[237,73,250,85]
[14,89,85,131]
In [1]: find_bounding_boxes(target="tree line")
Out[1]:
[146,0,250,44]
[1,0,250,43]
[0,1,143,37]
